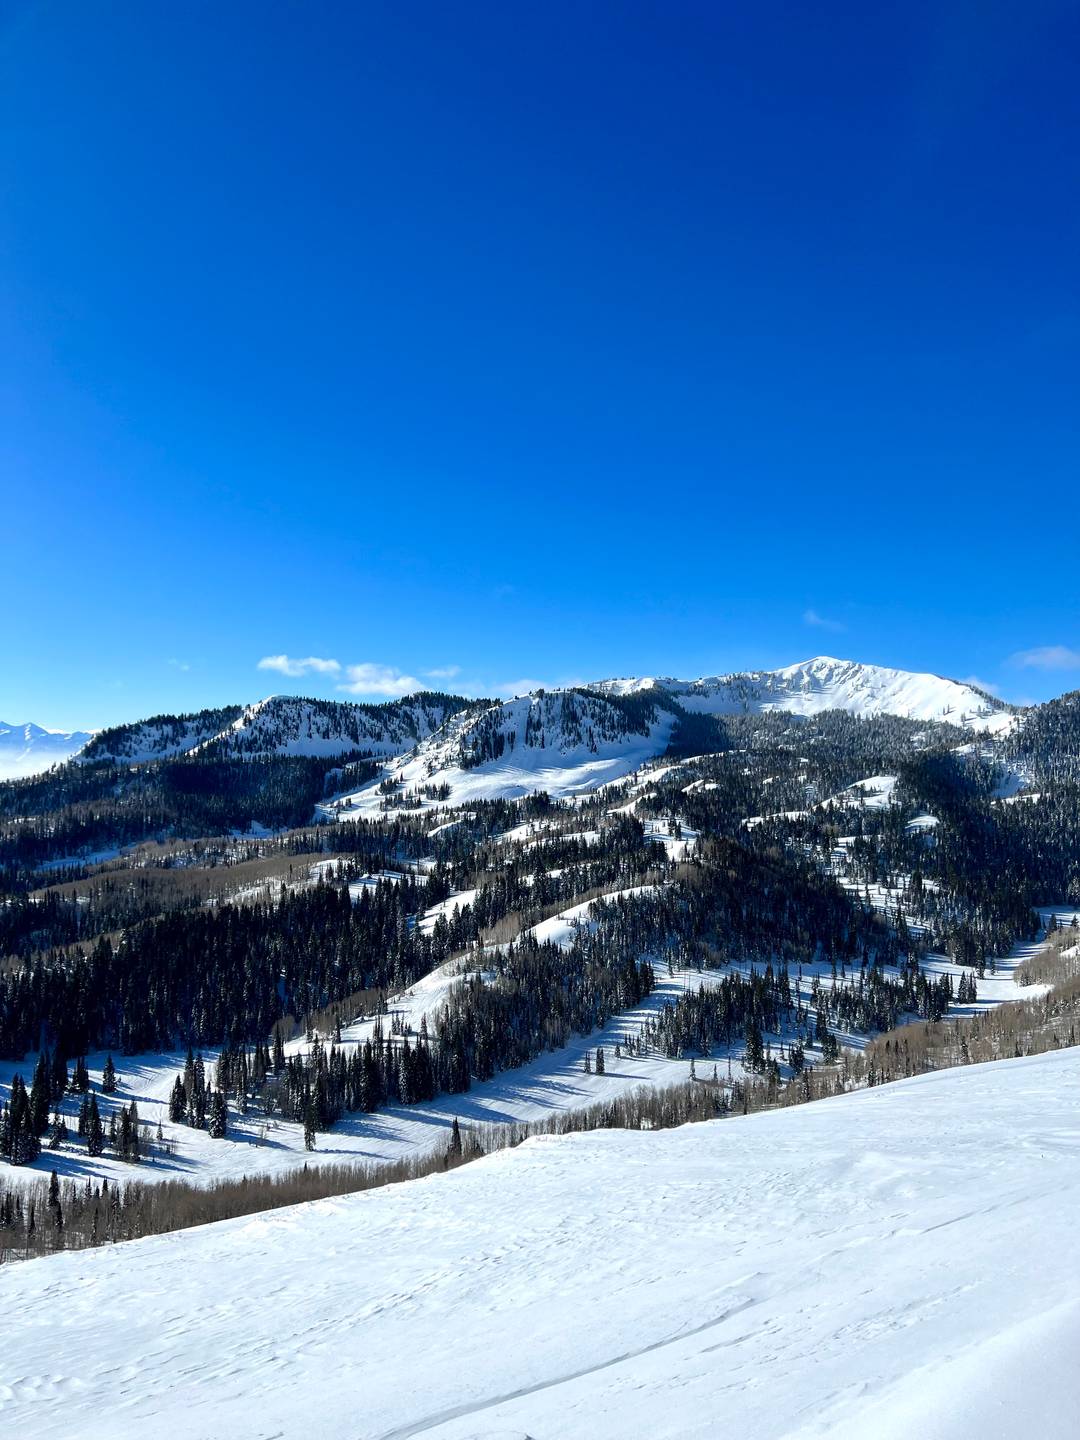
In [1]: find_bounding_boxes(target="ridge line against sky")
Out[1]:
[3,2,1079,728]
[7,644,1078,734]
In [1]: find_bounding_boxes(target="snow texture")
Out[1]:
[4,1048,1079,1439]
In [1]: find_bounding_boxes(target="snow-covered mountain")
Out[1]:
[597,656,1016,734]
[19,657,1016,790]
[327,660,1024,814]
[6,1048,1078,1440]
[193,693,477,759]
[77,705,245,764]
[328,687,677,811]
[0,720,94,779]
[78,694,477,765]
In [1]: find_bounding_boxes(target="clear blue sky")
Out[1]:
[2,1,1078,729]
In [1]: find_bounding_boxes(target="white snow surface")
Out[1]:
[596,656,1016,733]
[5,1047,1080,1440]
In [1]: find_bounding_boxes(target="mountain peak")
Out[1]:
[593,657,1016,734]
[0,719,95,779]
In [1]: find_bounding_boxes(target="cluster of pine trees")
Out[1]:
[0,1049,143,1166]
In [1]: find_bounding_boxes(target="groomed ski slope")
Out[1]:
[6,1047,1080,1440]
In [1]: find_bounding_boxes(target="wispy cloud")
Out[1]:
[803,609,846,633]
[498,678,547,698]
[257,655,342,678]
[168,658,191,673]
[424,665,462,681]
[496,676,586,698]
[959,674,1000,696]
[337,663,422,698]
[1008,645,1080,671]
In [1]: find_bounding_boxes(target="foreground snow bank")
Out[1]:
[6,1049,1080,1439]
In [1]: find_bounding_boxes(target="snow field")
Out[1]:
[5,1047,1079,1439]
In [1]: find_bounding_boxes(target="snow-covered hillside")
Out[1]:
[598,656,1016,733]
[7,1048,1079,1440]
[196,692,475,759]
[78,694,476,765]
[326,688,677,814]
[0,720,93,779]
[77,705,246,763]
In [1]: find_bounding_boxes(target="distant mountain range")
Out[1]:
[0,657,1019,783]
[0,720,94,780]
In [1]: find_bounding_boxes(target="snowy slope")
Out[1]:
[77,695,475,765]
[326,689,677,813]
[77,706,245,764]
[598,656,1016,733]
[195,693,474,759]
[6,1048,1079,1440]
[0,721,93,779]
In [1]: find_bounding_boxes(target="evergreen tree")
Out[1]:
[207,1089,228,1140]
[101,1055,117,1094]
[86,1093,104,1157]
[29,1053,50,1137]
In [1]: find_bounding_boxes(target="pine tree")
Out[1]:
[207,1090,227,1140]
[47,1167,62,1235]
[126,1101,141,1161]
[102,1055,117,1094]
[169,1075,186,1122]
[595,1046,605,1075]
[303,1099,317,1151]
[86,1094,104,1157]
[29,1053,50,1137]
[48,1109,67,1150]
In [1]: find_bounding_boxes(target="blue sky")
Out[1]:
[2,1,1078,729]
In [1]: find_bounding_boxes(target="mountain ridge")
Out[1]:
[594,656,1016,734]
[0,720,95,780]
[2,656,1023,783]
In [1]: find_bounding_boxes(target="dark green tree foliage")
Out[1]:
[0,1074,40,1164]
[207,1089,227,1139]
[86,1093,104,1157]
[0,874,444,1056]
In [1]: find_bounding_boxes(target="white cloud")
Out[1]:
[497,678,548,698]
[257,655,342,678]
[168,658,191,672]
[337,663,422,698]
[424,665,462,681]
[1009,645,1080,671]
[803,609,846,633]
[959,675,1000,696]
[495,676,586,698]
